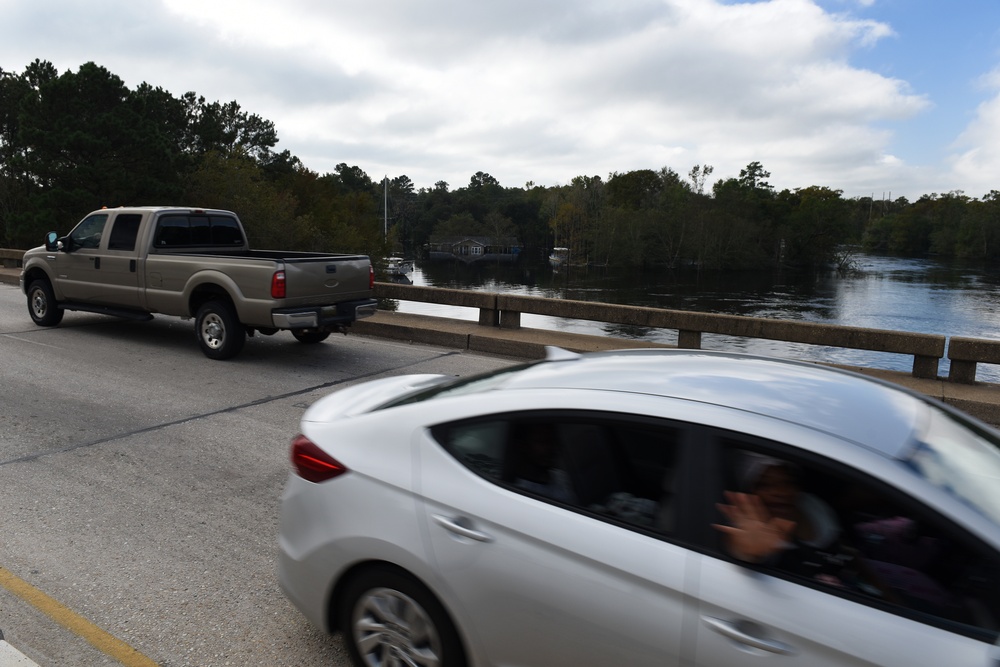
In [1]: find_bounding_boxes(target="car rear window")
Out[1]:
[154,214,244,248]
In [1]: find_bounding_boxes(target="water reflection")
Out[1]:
[400,254,1000,382]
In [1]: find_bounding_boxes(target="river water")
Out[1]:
[393,253,1000,382]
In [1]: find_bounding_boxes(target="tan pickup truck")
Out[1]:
[20,206,377,359]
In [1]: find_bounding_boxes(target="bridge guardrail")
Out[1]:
[375,280,1000,385]
[3,248,998,384]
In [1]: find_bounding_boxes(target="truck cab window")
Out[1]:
[155,216,190,247]
[154,214,243,248]
[107,214,142,251]
[70,214,108,249]
[210,216,243,245]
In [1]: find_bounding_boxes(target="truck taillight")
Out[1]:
[271,270,286,298]
[290,434,348,483]
[369,263,375,290]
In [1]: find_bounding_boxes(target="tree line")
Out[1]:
[3,60,1000,271]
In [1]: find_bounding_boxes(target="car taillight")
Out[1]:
[271,270,286,298]
[290,434,348,483]
[369,263,375,289]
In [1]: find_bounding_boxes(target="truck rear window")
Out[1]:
[154,215,244,248]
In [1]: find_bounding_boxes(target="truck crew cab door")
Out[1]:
[57,211,143,308]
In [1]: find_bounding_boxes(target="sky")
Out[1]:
[2,0,999,201]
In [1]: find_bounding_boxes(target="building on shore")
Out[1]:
[426,236,523,263]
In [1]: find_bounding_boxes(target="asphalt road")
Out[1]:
[0,283,517,666]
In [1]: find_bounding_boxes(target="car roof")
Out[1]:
[497,349,925,458]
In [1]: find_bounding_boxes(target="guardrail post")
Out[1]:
[479,305,500,326]
[500,309,521,329]
[678,330,702,349]
[911,355,940,380]
[948,360,978,384]
[945,337,1000,384]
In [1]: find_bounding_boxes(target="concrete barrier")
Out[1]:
[377,282,966,381]
[0,249,24,269]
[4,247,1000,383]
[493,292,946,380]
[948,337,1000,384]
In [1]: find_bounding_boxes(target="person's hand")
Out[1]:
[713,491,796,562]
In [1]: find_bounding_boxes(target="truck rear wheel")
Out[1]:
[195,300,245,360]
[27,279,64,327]
[291,330,330,344]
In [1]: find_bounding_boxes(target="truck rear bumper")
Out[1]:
[271,298,378,329]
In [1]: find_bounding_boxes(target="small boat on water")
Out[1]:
[548,247,570,267]
[385,256,413,276]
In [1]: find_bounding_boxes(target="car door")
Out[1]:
[56,211,143,306]
[55,212,108,301]
[416,410,694,667]
[690,431,1000,667]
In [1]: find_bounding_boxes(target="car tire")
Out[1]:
[27,279,63,327]
[195,300,245,360]
[339,566,466,667]
[291,329,330,344]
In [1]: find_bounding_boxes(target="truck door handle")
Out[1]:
[432,514,494,543]
[89,257,101,269]
[701,616,796,656]
[130,259,136,272]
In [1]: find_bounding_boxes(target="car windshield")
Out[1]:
[376,362,535,410]
[904,404,1000,525]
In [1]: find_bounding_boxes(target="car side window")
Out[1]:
[434,415,683,534]
[714,440,1000,643]
[437,420,508,481]
[69,214,108,249]
[107,214,142,251]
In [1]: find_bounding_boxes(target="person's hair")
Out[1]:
[740,453,799,492]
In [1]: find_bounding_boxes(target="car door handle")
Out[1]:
[701,616,797,656]
[432,514,494,543]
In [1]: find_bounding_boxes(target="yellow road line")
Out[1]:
[0,566,158,667]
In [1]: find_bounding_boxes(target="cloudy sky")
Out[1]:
[2,0,999,200]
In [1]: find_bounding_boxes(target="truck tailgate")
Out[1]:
[282,255,371,305]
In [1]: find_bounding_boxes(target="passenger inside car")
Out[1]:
[505,422,577,503]
[714,447,1000,640]
[713,454,865,589]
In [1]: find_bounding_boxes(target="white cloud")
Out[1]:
[0,0,949,196]
[949,70,1000,198]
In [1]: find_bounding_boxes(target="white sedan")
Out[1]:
[278,348,1000,667]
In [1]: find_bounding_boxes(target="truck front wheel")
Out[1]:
[27,279,64,327]
[195,300,246,360]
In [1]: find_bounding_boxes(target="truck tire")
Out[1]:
[195,300,246,360]
[291,330,330,344]
[27,279,64,327]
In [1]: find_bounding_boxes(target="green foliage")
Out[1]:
[1,60,996,272]
[433,212,484,237]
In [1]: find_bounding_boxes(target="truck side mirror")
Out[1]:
[44,231,61,252]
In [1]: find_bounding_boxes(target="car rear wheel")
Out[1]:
[339,566,465,667]
[195,300,245,360]
[27,279,63,326]
[291,329,330,344]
